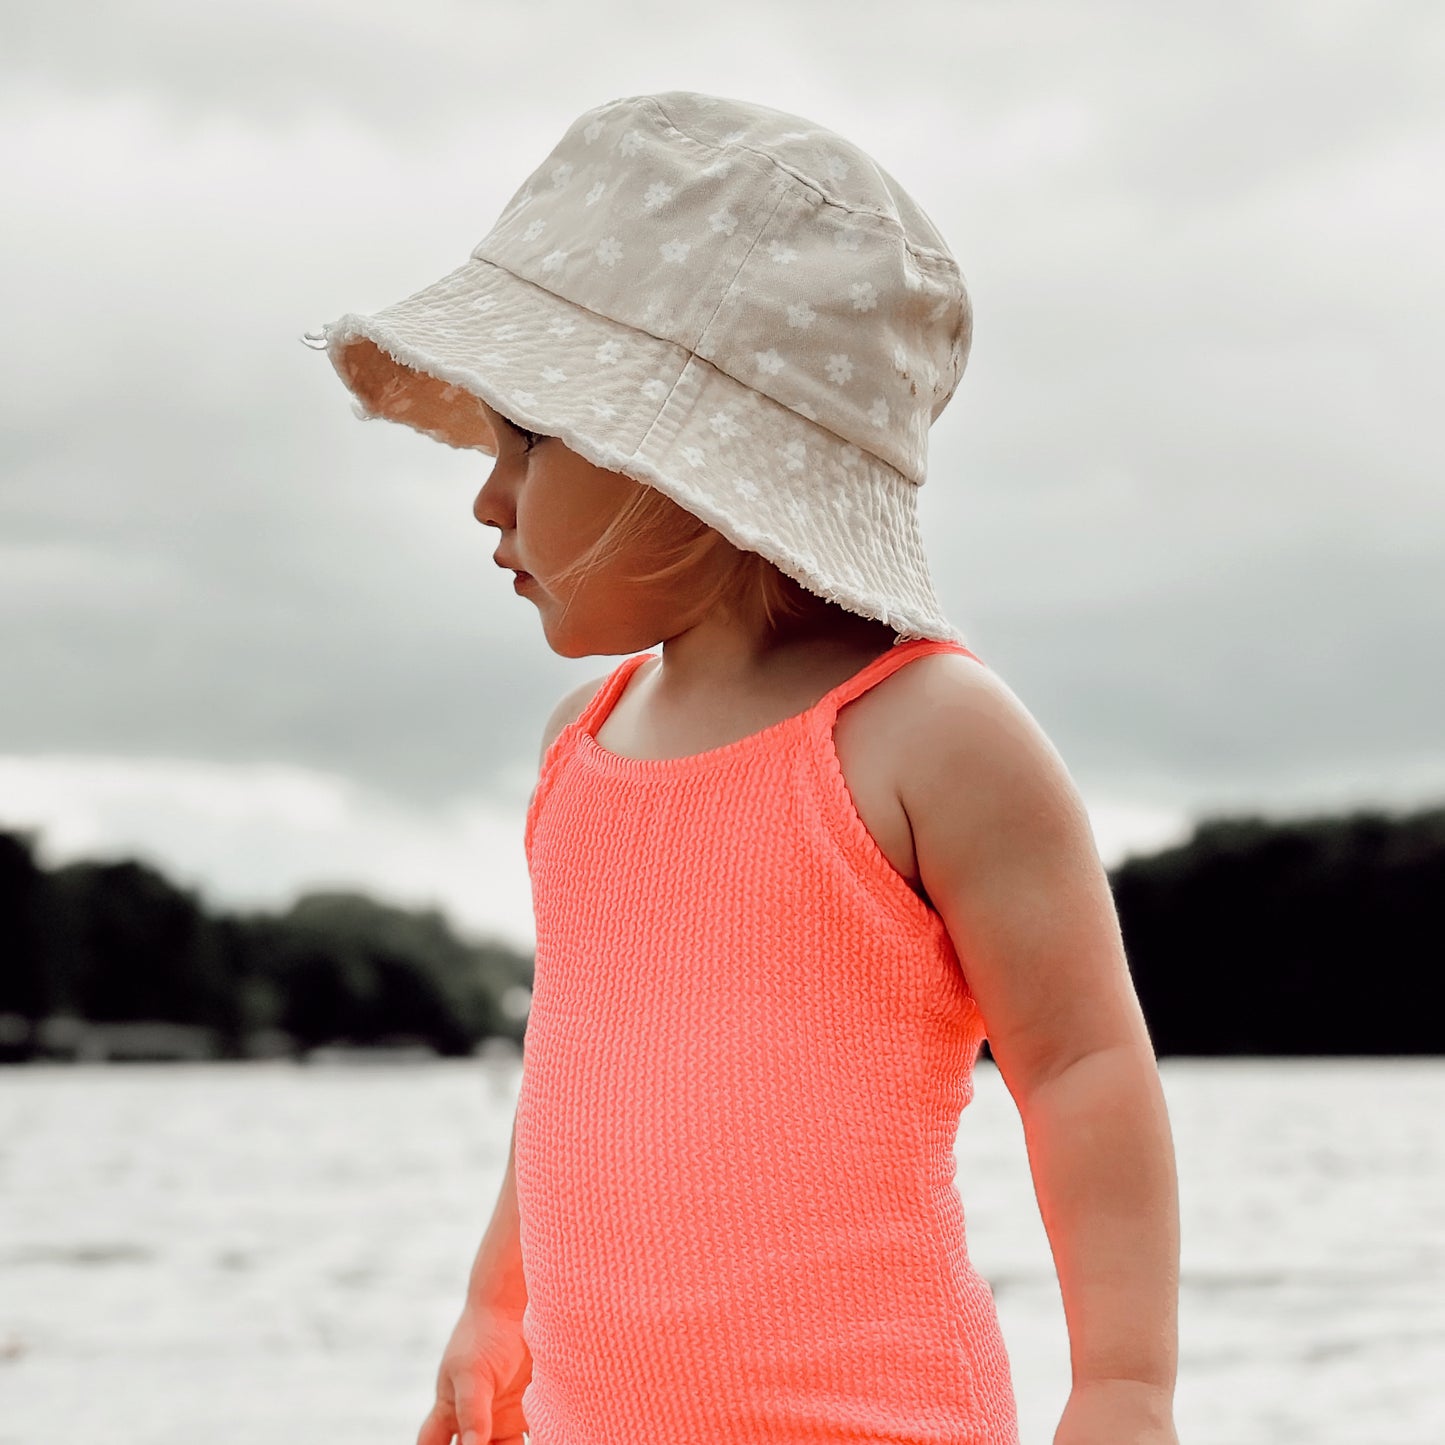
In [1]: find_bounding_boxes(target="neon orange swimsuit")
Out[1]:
[516,637,1019,1444]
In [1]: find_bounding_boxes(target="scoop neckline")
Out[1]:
[574,637,937,778]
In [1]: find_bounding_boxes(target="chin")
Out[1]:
[537,613,595,660]
[540,614,648,660]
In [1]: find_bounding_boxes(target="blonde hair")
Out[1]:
[547,475,825,634]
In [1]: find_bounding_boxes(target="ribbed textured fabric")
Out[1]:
[516,637,1019,1445]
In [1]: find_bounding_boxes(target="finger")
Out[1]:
[415,1402,458,1445]
[452,1378,491,1444]
[491,1397,529,1439]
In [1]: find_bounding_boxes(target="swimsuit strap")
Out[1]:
[815,637,985,723]
[575,653,654,734]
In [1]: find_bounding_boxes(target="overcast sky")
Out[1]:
[2,0,1441,953]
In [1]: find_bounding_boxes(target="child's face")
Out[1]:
[472,400,699,657]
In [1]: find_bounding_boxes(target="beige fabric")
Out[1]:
[304,91,973,643]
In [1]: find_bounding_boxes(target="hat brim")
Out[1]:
[312,257,963,643]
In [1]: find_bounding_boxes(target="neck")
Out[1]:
[652,603,897,695]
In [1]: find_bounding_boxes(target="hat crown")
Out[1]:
[470,90,972,485]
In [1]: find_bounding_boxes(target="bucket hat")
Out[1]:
[301,90,973,643]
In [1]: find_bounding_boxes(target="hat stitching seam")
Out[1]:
[629,170,791,446]
[637,95,959,272]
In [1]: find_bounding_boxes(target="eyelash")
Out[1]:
[514,425,545,451]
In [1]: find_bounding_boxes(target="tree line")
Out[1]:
[0,828,532,1062]
[1109,804,1443,1055]
[1,801,1440,1061]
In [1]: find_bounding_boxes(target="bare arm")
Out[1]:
[901,658,1179,1433]
[465,1109,527,1318]
[463,671,610,1317]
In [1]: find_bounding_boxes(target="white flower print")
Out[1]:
[585,180,607,206]
[794,401,818,422]
[825,353,854,385]
[584,121,604,145]
[643,299,676,332]
[590,400,618,419]
[618,129,645,157]
[785,302,816,329]
[767,241,799,265]
[850,281,879,312]
[834,228,862,252]
[541,366,568,384]
[709,207,739,235]
[720,128,747,145]
[639,378,668,400]
[595,340,624,364]
[680,445,705,468]
[754,349,785,377]
[547,318,577,337]
[708,408,747,441]
[868,398,890,427]
[595,236,624,267]
[540,249,566,272]
[733,476,762,502]
[551,162,573,188]
[892,344,911,374]
[491,323,521,341]
[522,219,547,242]
[701,158,733,179]
[470,296,498,313]
[821,154,850,183]
[642,180,675,211]
[839,443,863,469]
[512,390,537,408]
[659,238,691,263]
[779,441,807,472]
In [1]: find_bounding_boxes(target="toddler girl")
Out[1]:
[304,90,1180,1445]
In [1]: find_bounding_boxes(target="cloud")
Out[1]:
[0,753,537,952]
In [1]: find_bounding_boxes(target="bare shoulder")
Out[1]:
[887,650,1089,848]
[886,651,1145,1097]
[537,671,612,770]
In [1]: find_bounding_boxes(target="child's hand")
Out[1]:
[1053,1378,1179,1445]
[415,1302,531,1445]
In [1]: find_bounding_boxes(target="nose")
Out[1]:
[473,465,508,528]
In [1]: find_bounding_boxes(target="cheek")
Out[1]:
[516,469,581,568]
[523,465,608,550]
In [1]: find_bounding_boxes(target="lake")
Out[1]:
[2,1055,1441,1444]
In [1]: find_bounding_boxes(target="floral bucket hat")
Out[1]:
[302,90,973,643]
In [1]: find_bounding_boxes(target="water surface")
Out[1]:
[2,1056,1441,1444]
